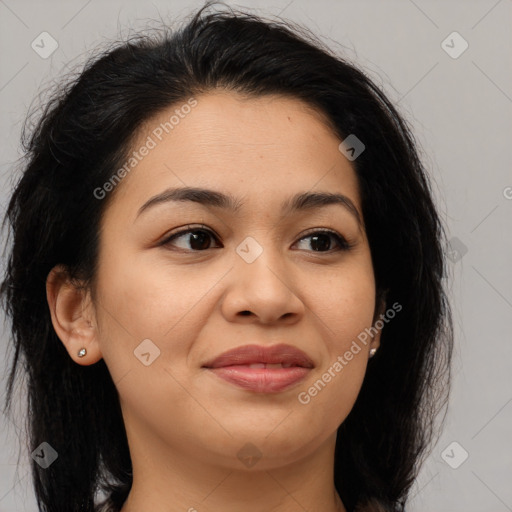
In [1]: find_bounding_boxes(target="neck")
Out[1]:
[119,428,346,512]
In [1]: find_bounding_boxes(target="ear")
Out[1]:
[46,264,103,366]
[370,290,388,353]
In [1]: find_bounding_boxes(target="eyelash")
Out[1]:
[159,224,353,253]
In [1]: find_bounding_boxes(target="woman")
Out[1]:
[1,2,453,511]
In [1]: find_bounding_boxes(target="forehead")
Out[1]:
[103,91,361,221]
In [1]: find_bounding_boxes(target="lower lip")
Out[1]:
[205,366,311,393]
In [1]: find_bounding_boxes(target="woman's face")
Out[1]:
[87,91,380,470]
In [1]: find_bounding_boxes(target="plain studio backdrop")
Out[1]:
[0,1,511,511]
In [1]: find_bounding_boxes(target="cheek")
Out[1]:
[93,259,212,429]
[302,260,376,347]
[92,253,192,370]
[295,279,374,432]
[294,261,375,421]
[295,358,367,444]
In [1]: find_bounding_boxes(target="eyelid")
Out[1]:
[160,224,353,252]
[159,224,221,247]
[295,227,353,251]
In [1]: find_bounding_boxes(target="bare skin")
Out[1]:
[47,90,382,512]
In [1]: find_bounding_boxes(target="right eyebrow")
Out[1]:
[136,186,362,227]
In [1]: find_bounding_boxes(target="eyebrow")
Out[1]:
[136,186,362,225]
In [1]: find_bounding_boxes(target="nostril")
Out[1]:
[240,311,251,316]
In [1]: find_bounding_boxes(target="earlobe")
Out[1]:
[46,265,103,366]
[369,292,387,357]
[368,327,382,359]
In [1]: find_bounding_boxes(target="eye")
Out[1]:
[160,226,351,253]
[294,230,351,252]
[160,225,222,251]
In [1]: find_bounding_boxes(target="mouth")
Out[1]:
[202,343,315,369]
[233,362,298,369]
[202,343,314,393]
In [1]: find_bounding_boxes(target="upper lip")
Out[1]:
[202,344,315,369]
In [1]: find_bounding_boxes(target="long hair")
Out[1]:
[1,2,453,511]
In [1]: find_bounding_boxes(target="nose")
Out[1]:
[220,241,305,325]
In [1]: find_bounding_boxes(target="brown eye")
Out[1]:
[295,230,351,252]
[161,227,221,251]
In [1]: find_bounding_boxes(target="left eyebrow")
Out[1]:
[282,190,362,226]
[136,186,362,226]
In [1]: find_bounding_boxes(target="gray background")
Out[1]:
[1,1,511,511]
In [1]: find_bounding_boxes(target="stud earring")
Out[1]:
[369,347,377,358]
[77,347,87,358]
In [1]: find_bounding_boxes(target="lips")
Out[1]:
[202,344,314,393]
[202,344,315,369]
